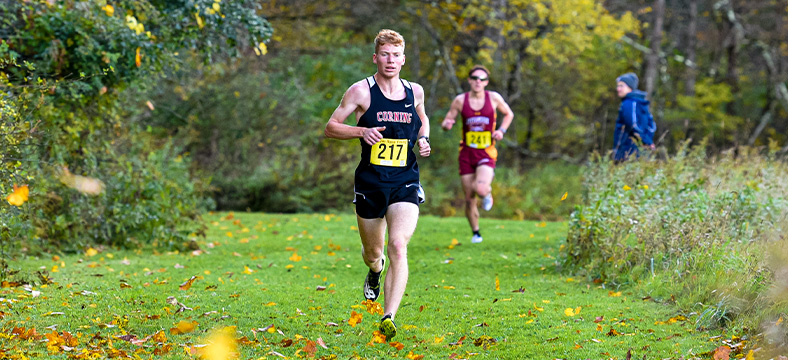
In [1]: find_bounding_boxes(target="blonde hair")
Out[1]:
[374,29,405,53]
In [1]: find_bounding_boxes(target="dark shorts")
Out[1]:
[458,145,497,175]
[354,184,420,219]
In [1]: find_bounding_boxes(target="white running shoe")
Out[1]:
[482,194,493,211]
[471,234,483,243]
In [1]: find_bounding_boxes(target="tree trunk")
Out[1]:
[722,0,744,116]
[644,0,665,98]
[684,0,698,96]
[411,29,420,81]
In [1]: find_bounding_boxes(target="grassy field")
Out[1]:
[2,212,735,359]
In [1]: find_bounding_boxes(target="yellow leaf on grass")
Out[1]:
[533,303,543,312]
[361,300,384,315]
[564,308,576,317]
[179,276,198,291]
[560,192,568,201]
[289,253,302,262]
[152,330,167,343]
[86,248,98,257]
[368,330,386,345]
[200,327,237,360]
[348,311,362,327]
[608,291,622,297]
[170,320,198,335]
[495,276,500,291]
[243,266,253,275]
[405,351,425,360]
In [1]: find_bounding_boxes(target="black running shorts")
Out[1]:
[354,185,420,219]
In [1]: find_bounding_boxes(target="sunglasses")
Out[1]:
[469,75,488,81]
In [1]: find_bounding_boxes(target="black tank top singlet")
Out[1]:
[354,75,422,190]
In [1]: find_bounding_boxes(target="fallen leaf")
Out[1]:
[180,276,198,291]
[170,320,198,335]
[712,346,731,360]
[348,311,362,327]
[405,351,424,360]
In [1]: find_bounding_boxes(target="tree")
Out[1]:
[0,0,272,256]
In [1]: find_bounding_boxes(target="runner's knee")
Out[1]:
[362,246,384,264]
[465,197,476,207]
[386,239,408,261]
[475,182,491,196]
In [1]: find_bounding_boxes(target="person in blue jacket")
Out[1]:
[613,73,656,162]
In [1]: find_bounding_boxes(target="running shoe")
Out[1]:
[363,256,385,301]
[482,194,493,211]
[380,314,397,339]
[471,234,483,244]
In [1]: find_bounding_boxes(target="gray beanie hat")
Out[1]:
[616,72,639,90]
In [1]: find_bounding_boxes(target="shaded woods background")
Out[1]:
[141,0,788,218]
[3,0,788,249]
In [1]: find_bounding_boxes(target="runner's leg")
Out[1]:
[357,215,386,273]
[474,165,494,198]
[381,202,419,319]
[461,173,479,232]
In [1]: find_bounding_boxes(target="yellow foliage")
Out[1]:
[6,184,28,206]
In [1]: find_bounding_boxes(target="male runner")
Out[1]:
[324,29,431,339]
[441,65,513,244]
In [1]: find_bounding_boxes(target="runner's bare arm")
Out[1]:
[441,95,464,131]
[412,83,431,157]
[324,82,385,145]
[491,92,514,140]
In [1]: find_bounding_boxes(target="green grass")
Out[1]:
[3,212,730,359]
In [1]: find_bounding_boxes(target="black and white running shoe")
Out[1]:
[363,256,385,301]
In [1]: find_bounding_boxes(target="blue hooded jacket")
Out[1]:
[613,90,655,161]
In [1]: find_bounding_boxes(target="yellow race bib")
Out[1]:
[465,131,492,149]
[370,138,408,167]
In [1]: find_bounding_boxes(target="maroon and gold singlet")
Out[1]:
[458,91,497,175]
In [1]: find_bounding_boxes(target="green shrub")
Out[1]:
[0,0,271,262]
[561,143,788,334]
